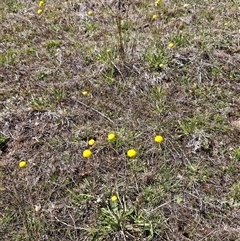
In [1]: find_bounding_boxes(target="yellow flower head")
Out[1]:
[111,195,118,202]
[39,1,44,7]
[82,90,88,96]
[108,133,116,141]
[152,14,158,20]
[155,0,162,7]
[127,149,137,158]
[19,160,27,168]
[159,63,164,68]
[88,10,93,16]
[37,9,43,15]
[88,139,95,146]
[83,149,92,158]
[168,42,174,49]
[155,135,164,143]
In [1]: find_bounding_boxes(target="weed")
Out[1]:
[144,47,169,71]
[50,87,66,103]
[29,96,49,111]
[178,114,229,135]
[0,135,9,146]
[233,148,240,161]
[0,48,18,66]
[88,194,153,240]
[229,182,240,203]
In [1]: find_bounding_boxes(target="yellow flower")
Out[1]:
[39,1,44,7]
[155,0,162,7]
[127,149,137,158]
[152,14,158,20]
[19,160,27,168]
[108,133,116,141]
[82,90,88,96]
[37,9,43,14]
[155,135,164,143]
[168,42,174,48]
[111,195,118,202]
[159,63,164,68]
[88,139,95,146]
[83,149,92,158]
[88,10,93,16]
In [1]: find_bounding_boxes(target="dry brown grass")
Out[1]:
[0,0,240,240]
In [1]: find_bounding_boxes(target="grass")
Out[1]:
[0,0,240,240]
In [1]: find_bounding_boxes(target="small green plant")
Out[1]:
[0,135,8,145]
[144,48,169,71]
[233,148,240,161]
[44,40,61,55]
[102,67,117,86]
[83,19,99,33]
[67,189,94,206]
[178,114,228,135]
[0,48,18,66]
[0,135,9,152]
[150,86,168,114]
[44,39,61,49]
[88,194,153,240]
[97,47,116,64]
[30,96,49,111]
[168,33,189,48]
[229,182,240,203]
[50,87,66,103]
[186,163,210,184]
[178,115,205,135]
[5,0,24,13]
[37,71,49,81]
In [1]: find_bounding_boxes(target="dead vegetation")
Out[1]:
[0,0,240,240]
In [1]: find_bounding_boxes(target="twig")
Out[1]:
[116,0,125,62]
[54,216,86,230]
[147,199,174,214]
[76,100,114,123]
[111,61,124,81]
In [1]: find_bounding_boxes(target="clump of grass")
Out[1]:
[86,194,153,240]
[233,148,240,161]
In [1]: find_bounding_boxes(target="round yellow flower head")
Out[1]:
[88,139,95,146]
[168,42,174,49]
[37,9,43,15]
[111,195,118,202]
[155,135,164,143]
[82,90,88,96]
[127,149,137,158]
[159,63,164,68]
[39,1,44,7]
[152,14,158,20]
[108,133,116,141]
[19,160,27,168]
[88,10,93,16]
[155,0,162,7]
[83,149,92,158]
